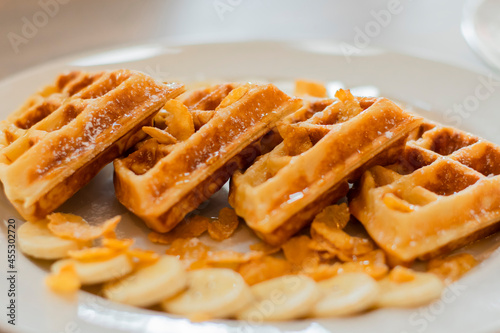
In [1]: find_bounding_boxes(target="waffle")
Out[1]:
[229,90,423,245]
[350,122,500,264]
[0,70,184,220]
[0,71,104,151]
[114,83,302,233]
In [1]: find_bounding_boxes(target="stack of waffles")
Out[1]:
[229,90,422,244]
[2,71,500,278]
[114,83,302,232]
[0,70,184,220]
[350,121,500,265]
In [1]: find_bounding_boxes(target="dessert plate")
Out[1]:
[1,41,500,333]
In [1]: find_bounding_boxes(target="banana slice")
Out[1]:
[376,271,444,308]
[52,254,133,285]
[103,255,187,308]
[312,273,379,317]
[162,268,252,318]
[237,275,318,321]
[18,220,88,260]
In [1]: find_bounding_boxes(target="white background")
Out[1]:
[0,0,492,79]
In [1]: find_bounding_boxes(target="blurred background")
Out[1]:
[0,0,494,79]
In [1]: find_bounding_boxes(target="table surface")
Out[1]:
[0,0,493,80]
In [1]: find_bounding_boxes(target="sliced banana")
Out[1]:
[237,275,318,321]
[18,220,88,260]
[162,268,252,318]
[103,255,186,307]
[376,271,444,308]
[52,254,133,285]
[312,273,379,317]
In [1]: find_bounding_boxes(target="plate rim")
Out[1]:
[0,38,496,90]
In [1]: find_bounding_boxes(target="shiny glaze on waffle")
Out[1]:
[114,83,302,233]
[229,91,423,245]
[350,121,500,264]
[0,70,184,220]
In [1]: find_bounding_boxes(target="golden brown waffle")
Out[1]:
[350,121,500,264]
[114,83,302,233]
[229,90,423,245]
[0,70,184,220]
[0,71,104,150]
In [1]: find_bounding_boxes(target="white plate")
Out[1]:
[1,41,500,333]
